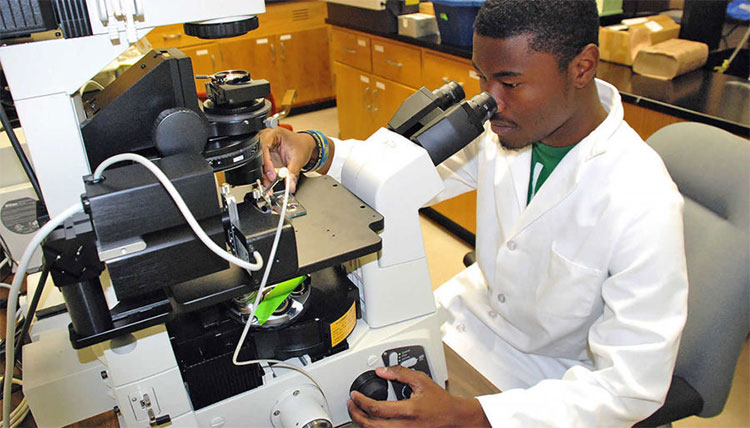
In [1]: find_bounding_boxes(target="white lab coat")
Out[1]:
[329,79,688,427]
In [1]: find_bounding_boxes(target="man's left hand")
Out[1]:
[347,365,491,427]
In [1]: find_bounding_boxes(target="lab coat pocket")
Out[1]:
[536,246,606,319]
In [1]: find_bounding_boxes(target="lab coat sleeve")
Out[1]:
[476,189,688,427]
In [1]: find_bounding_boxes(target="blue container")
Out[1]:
[432,0,485,46]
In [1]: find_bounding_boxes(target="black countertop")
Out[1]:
[329,20,750,136]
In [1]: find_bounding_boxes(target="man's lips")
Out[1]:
[490,119,516,134]
[490,116,516,128]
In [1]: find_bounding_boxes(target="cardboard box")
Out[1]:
[398,13,439,38]
[419,1,435,15]
[633,38,708,80]
[599,15,680,65]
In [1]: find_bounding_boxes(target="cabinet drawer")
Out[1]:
[423,52,482,97]
[371,38,421,88]
[331,28,371,71]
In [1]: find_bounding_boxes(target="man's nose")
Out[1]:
[487,89,505,114]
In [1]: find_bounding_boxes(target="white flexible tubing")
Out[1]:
[93,153,264,271]
[227,170,329,406]
[0,377,29,428]
[3,202,83,428]
[233,169,290,366]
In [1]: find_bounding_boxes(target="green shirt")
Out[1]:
[527,142,577,203]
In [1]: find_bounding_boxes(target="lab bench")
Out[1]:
[327,20,750,242]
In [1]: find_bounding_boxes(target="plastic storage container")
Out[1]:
[432,0,485,46]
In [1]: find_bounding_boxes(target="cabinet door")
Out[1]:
[333,62,373,140]
[180,43,222,93]
[219,36,283,97]
[370,77,417,131]
[278,28,334,105]
[423,52,482,98]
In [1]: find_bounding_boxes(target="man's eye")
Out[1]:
[502,82,519,88]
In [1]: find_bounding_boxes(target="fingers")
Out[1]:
[259,129,278,187]
[375,366,430,388]
[349,391,412,420]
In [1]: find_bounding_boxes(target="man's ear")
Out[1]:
[568,43,599,88]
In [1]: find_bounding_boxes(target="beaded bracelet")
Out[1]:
[299,130,330,173]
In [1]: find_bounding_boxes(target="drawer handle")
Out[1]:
[163,34,182,40]
[270,43,276,63]
[343,47,357,54]
[364,87,371,111]
[385,59,403,68]
[371,89,379,113]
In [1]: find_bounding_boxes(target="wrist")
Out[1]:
[458,397,491,427]
[299,130,331,173]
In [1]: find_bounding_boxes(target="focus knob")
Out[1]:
[152,107,209,157]
[350,370,388,401]
[184,17,259,39]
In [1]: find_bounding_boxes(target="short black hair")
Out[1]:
[474,0,600,69]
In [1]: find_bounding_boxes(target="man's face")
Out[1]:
[472,33,575,150]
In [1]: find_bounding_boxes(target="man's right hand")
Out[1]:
[259,127,317,194]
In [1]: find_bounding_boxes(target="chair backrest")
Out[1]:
[646,122,750,418]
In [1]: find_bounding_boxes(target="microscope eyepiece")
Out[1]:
[431,81,465,110]
[466,92,497,124]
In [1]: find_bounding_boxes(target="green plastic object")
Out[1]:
[254,276,306,325]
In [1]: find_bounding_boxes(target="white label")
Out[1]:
[469,70,480,80]
[360,75,370,83]
[357,39,367,47]
[644,21,663,32]
[196,49,209,56]
[375,81,386,90]
[374,44,384,52]
[257,38,268,44]
[233,155,245,163]
[280,34,292,41]
[606,24,628,31]
[622,17,648,26]
[402,20,408,28]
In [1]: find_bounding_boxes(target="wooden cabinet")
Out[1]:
[146,0,334,107]
[330,28,372,72]
[331,27,421,139]
[180,43,221,91]
[331,26,481,235]
[422,52,482,98]
[334,62,415,139]
[371,39,422,88]
[622,102,684,140]
[218,27,332,106]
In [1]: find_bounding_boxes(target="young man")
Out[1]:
[259,1,688,426]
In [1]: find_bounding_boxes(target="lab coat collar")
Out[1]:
[500,78,624,237]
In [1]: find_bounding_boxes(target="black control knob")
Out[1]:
[350,370,388,401]
[152,107,209,157]
[184,17,259,39]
